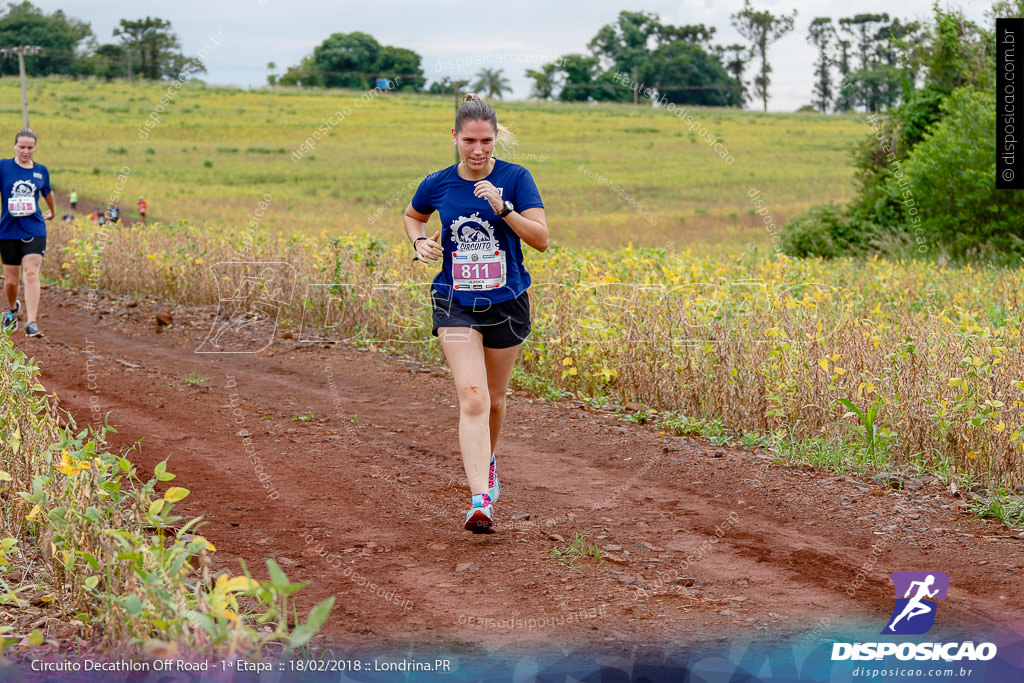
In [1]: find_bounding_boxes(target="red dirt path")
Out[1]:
[12,284,1024,660]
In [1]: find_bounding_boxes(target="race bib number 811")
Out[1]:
[452,250,506,291]
[8,196,36,217]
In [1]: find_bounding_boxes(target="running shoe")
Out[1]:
[24,322,43,338]
[464,493,494,534]
[488,455,500,503]
[3,301,19,332]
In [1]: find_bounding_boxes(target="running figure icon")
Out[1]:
[887,574,939,631]
[882,571,949,635]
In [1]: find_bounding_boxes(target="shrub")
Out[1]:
[780,203,877,258]
[894,87,1024,260]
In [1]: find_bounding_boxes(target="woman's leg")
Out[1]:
[21,253,43,323]
[484,344,521,455]
[3,264,20,311]
[438,327,491,496]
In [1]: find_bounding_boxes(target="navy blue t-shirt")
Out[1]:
[0,158,51,239]
[411,159,543,306]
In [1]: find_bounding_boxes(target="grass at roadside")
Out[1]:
[548,534,604,571]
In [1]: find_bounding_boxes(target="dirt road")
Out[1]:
[13,284,1024,671]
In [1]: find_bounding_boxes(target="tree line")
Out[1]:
[0,0,1008,122]
[271,1,947,114]
[0,1,203,80]
[520,6,795,109]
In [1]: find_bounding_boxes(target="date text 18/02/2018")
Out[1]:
[232,659,454,673]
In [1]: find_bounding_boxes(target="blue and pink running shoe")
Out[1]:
[488,455,500,503]
[464,493,494,533]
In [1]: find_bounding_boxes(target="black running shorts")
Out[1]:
[0,236,46,266]
[431,290,531,349]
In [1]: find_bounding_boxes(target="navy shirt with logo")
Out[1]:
[411,159,543,306]
[0,158,51,239]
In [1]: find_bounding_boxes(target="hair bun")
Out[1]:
[463,93,480,103]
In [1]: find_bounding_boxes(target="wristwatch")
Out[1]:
[497,200,515,217]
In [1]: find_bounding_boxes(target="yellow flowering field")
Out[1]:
[50,218,1024,488]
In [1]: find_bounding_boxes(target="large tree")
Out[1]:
[0,1,92,76]
[113,16,189,80]
[530,13,738,107]
[730,0,797,111]
[641,40,742,106]
[313,31,381,89]
[288,31,424,91]
[588,10,660,103]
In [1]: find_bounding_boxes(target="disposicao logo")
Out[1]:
[831,571,998,662]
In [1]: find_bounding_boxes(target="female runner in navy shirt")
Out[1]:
[1,129,55,338]
[404,94,549,533]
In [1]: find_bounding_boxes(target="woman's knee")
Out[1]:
[458,385,490,418]
[489,392,506,416]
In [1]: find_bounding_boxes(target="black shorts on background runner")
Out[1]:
[0,236,46,266]
[432,290,531,349]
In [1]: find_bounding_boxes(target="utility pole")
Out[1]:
[454,81,461,164]
[0,46,44,128]
[451,78,471,163]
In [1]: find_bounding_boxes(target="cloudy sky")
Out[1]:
[31,0,996,111]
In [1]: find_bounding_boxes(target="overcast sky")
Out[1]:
[30,0,997,111]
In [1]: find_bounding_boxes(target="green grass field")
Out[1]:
[2,77,865,251]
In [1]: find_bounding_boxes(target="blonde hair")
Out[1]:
[14,128,36,144]
[456,93,518,152]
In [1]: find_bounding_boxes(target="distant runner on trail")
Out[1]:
[404,94,549,533]
[1,128,55,338]
[69,188,78,210]
[137,195,147,223]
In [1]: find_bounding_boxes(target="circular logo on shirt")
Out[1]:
[11,180,36,198]
[449,212,498,252]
